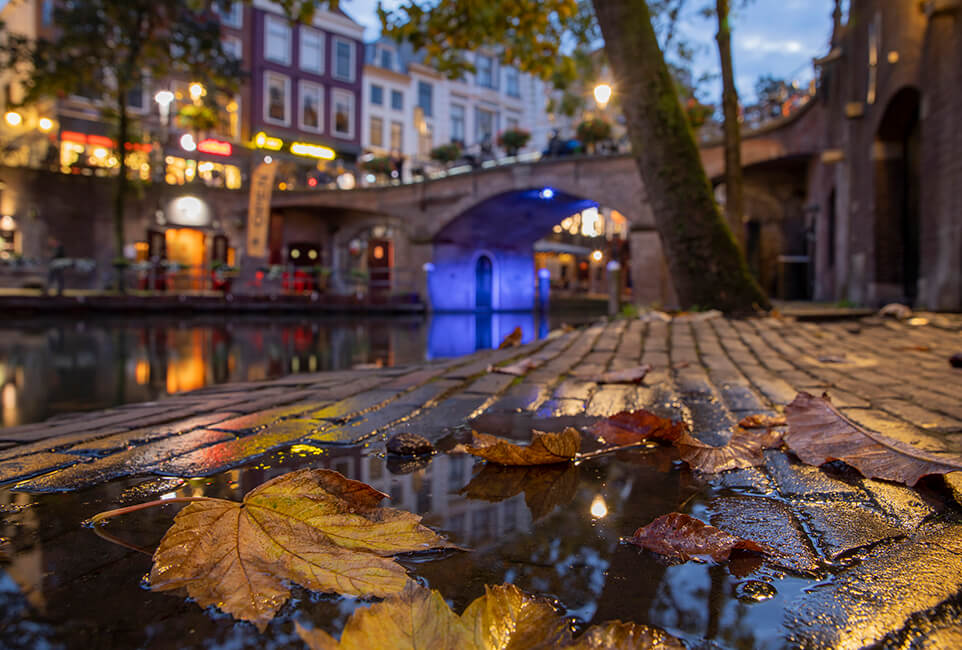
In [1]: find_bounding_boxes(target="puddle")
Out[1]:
[0,417,959,649]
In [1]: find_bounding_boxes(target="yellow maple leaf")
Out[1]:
[296,583,683,649]
[465,428,581,466]
[148,469,451,631]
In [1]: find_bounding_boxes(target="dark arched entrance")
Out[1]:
[475,254,493,309]
[874,87,921,304]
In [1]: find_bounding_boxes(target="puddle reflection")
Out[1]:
[0,311,593,427]
[2,440,820,649]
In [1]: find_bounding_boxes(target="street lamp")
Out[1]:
[189,82,206,102]
[4,111,22,127]
[593,83,612,110]
[154,90,174,124]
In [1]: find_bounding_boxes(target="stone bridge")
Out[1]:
[268,102,822,310]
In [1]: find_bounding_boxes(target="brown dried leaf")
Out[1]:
[465,428,581,466]
[597,364,652,384]
[672,427,783,474]
[498,326,523,349]
[149,469,451,631]
[460,463,579,520]
[627,512,775,562]
[784,392,962,486]
[490,357,541,376]
[738,413,786,429]
[297,583,683,650]
[588,409,687,448]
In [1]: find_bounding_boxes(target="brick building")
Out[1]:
[809,0,962,310]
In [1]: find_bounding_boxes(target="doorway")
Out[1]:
[475,254,493,310]
[165,228,205,291]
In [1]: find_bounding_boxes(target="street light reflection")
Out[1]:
[590,494,608,519]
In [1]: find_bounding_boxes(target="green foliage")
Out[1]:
[178,104,219,132]
[576,118,612,145]
[361,156,394,176]
[497,129,531,153]
[430,142,462,164]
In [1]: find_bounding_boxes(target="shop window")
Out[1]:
[0,215,17,261]
[299,81,323,132]
[165,156,241,189]
[213,94,240,140]
[300,27,324,74]
[265,14,291,65]
[332,89,355,138]
[264,72,291,126]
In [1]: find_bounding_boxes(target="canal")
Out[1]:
[0,312,603,428]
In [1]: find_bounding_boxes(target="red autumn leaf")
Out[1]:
[627,512,775,562]
[588,409,687,448]
[596,364,652,384]
[784,392,962,486]
[738,413,787,429]
[498,327,523,349]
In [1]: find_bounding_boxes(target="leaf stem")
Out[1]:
[90,496,217,525]
[575,441,655,461]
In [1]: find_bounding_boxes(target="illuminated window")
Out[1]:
[299,81,323,132]
[332,89,355,138]
[264,72,291,126]
[390,121,403,151]
[370,116,383,148]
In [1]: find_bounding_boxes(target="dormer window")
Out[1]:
[380,48,394,71]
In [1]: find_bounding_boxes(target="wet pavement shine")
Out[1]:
[2,312,962,648]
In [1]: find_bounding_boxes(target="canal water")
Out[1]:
[0,312,601,428]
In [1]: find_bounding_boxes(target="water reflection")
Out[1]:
[0,311,594,427]
[0,439,837,649]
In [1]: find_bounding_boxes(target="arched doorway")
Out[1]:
[475,254,493,310]
[874,87,921,304]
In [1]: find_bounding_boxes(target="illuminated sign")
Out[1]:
[197,138,232,156]
[254,131,283,151]
[290,142,336,160]
[60,131,152,152]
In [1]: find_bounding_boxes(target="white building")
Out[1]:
[361,38,551,181]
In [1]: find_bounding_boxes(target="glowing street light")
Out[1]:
[38,117,54,132]
[4,111,22,127]
[179,133,197,152]
[593,83,612,109]
[189,82,206,102]
[591,250,604,263]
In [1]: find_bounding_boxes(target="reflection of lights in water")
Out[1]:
[2,382,18,427]
[590,494,608,518]
[290,444,326,455]
[134,360,150,385]
[373,245,384,260]
[160,492,177,501]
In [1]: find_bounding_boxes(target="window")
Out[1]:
[222,35,243,62]
[390,121,403,151]
[417,81,433,117]
[300,27,324,74]
[505,67,520,98]
[370,115,384,148]
[370,84,384,105]
[299,81,323,132]
[333,37,355,81]
[264,72,291,125]
[390,89,403,111]
[215,1,243,29]
[331,89,355,137]
[265,15,291,65]
[476,55,495,89]
[450,104,465,144]
[476,107,496,142]
[867,12,881,105]
[214,94,240,139]
[126,81,145,111]
[380,48,393,71]
[42,0,54,25]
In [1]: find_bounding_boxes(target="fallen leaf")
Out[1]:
[588,409,687,448]
[671,427,783,473]
[460,463,579,520]
[900,344,931,352]
[626,512,775,562]
[498,326,523,349]
[465,428,581,466]
[879,303,912,320]
[816,354,847,363]
[149,469,452,630]
[784,392,962,486]
[738,413,787,429]
[596,364,652,384]
[297,583,683,650]
[489,357,540,376]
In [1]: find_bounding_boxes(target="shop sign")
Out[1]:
[197,138,232,156]
[254,131,283,151]
[290,142,335,160]
[246,161,277,258]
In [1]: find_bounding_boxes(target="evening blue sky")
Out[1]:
[344,0,838,102]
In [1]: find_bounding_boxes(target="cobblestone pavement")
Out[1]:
[2,312,962,646]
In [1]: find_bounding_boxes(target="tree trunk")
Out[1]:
[592,0,768,312]
[113,89,129,292]
[716,0,746,251]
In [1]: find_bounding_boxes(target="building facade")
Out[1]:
[808,0,962,310]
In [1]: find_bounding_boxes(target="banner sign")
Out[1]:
[246,160,276,259]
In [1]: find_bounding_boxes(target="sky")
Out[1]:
[342,0,838,102]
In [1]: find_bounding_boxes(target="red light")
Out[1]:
[197,138,232,156]
[87,134,114,148]
[61,131,87,144]
[308,177,317,187]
